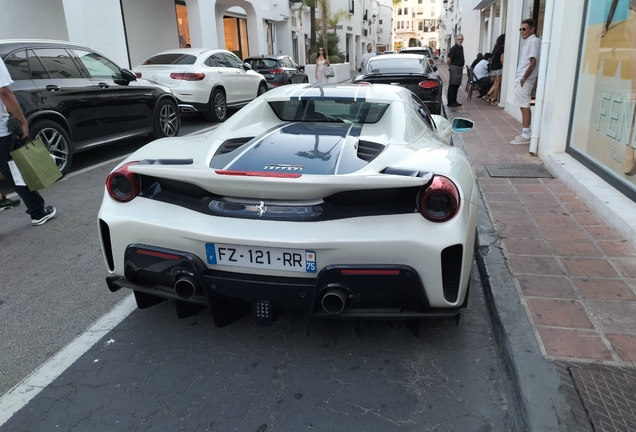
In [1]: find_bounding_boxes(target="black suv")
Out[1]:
[1,40,181,174]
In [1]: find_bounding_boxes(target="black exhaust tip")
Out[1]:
[174,276,199,300]
[321,289,348,314]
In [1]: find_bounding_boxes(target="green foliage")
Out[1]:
[316,33,345,63]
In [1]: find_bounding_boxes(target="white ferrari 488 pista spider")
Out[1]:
[98,83,477,336]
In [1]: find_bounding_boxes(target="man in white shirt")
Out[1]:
[0,57,57,225]
[472,52,493,97]
[510,18,541,145]
[360,44,376,71]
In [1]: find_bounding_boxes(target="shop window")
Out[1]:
[224,16,250,59]
[398,8,402,15]
[175,1,191,48]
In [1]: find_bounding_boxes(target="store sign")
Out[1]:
[569,0,636,195]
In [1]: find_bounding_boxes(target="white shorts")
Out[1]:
[514,78,536,108]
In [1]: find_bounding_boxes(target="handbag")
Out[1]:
[324,65,335,78]
[9,137,62,191]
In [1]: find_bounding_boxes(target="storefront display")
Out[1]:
[569,0,636,199]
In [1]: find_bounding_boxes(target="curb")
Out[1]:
[448,109,580,431]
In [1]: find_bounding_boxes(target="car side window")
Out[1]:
[3,50,30,80]
[224,53,244,69]
[73,50,122,80]
[31,48,82,79]
[212,54,230,67]
[289,57,300,69]
[205,56,219,67]
[27,50,49,79]
[411,95,436,130]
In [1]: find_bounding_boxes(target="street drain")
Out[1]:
[484,164,554,178]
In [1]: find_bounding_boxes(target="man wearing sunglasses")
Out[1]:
[510,19,541,145]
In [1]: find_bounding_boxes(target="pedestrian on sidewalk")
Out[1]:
[473,53,494,98]
[359,43,376,72]
[510,20,540,145]
[0,57,56,226]
[315,47,331,84]
[446,34,465,107]
[485,34,505,105]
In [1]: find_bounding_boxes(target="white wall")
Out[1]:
[0,0,69,41]
[62,0,129,68]
[122,0,180,67]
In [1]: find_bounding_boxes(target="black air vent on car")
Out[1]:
[216,137,254,155]
[441,244,463,302]
[357,140,385,162]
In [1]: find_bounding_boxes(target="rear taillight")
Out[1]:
[170,72,205,81]
[356,81,371,85]
[419,81,439,89]
[428,58,434,65]
[268,68,284,74]
[134,72,142,78]
[418,175,460,222]
[106,162,140,203]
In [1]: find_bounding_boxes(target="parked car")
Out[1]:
[133,48,268,123]
[98,84,477,335]
[1,39,180,175]
[399,46,436,66]
[353,54,443,114]
[244,55,308,89]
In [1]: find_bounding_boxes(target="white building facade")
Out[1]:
[444,0,636,246]
[394,0,443,51]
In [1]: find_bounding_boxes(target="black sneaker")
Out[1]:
[0,197,21,211]
[31,206,57,226]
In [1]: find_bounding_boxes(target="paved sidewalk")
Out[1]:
[438,66,636,430]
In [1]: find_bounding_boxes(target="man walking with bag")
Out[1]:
[0,57,56,225]
[446,34,465,107]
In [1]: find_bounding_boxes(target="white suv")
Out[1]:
[134,48,267,122]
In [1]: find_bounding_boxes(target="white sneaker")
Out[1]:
[510,136,531,145]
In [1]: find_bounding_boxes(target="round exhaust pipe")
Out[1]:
[321,289,348,315]
[174,276,200,300]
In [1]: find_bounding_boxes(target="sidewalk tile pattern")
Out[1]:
[437,66,636,366]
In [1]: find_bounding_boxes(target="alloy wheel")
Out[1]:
[37,127,69,172]
[159,103,179,136]
[214,92,227,120]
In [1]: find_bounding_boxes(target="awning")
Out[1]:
[473,0,497,10]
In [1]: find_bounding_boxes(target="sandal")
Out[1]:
[489,99,498,105]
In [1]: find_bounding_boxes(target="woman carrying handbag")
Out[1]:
[315,47,331,84]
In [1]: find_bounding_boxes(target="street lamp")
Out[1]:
[443,0,453,13]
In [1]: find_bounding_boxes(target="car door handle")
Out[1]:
[45,85,60,92]
[98,82,110,88]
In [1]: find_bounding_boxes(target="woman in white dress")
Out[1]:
[315,47,330,84]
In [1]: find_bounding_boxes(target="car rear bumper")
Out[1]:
[106,244,468,332]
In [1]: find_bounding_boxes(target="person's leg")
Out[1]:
[0,135,46,218]
[521,107,532,129]
[447,84,457,104]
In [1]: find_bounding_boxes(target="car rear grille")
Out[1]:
[441,244,463,302]
[216,137,254,155]
[357,140,385,162]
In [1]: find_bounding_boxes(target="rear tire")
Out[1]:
[257,82,267,97]
[29,120,73,175]
[205,89,227,122]
[152,98,180,139]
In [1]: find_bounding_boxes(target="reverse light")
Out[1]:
[268,68,284,74]
[170,72,205,81]
[106,161,140,203]
[419,81,439,89]
[418,175,460,222]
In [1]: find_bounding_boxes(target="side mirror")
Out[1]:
[121,68,137,82]
[451,118,474,133]
[243,63,252,70]
[298,65,305,72]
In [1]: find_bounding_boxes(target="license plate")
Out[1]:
[205,243,316,273]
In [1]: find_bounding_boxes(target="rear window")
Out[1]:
[268,99,390,124]
[364,57,429,74]
[401,49,431,57]
[141,54,197,65]
[247,58,278,69]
